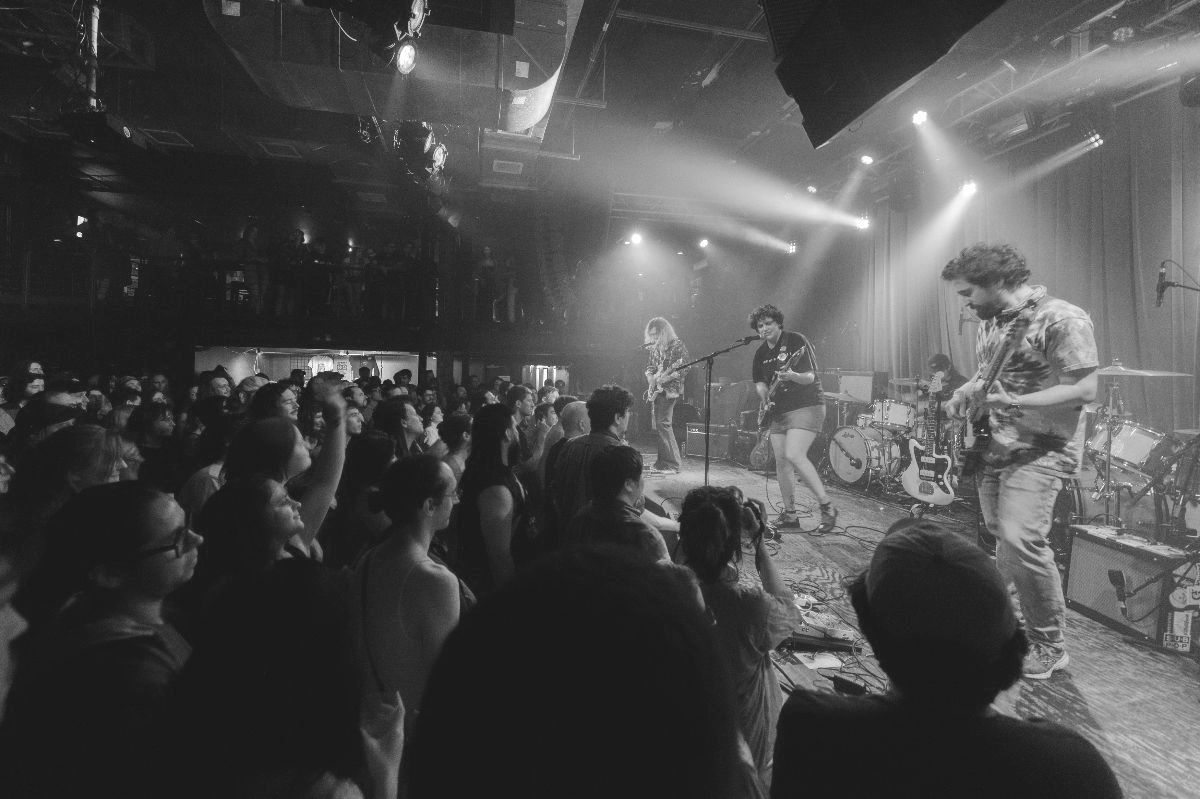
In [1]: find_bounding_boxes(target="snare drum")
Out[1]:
[828,426,902,485]
[1087,420,1181,488]
[870,399,917,432]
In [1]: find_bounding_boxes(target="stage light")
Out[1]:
[912,110,928,126]
[1085,129,1104,149]
[860,154,875,165]
[430,141,448,171]
[630,232,643,245]
[76,215,87,226]
[676,251,684,256]
[395,38,418,74]
[699,238,710,248]
[961,180,977,196]
[806,185,817,194]
[787,240,797,254]
[855,216,871,230]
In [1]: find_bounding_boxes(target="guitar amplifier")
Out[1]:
[685,423,734,459]
[1064,525,1198,653]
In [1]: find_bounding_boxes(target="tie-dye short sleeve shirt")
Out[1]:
[976,285,1098,472]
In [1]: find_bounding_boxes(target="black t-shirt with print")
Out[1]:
[752,331,822,413]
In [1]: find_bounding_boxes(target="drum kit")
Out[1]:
[1084,359,1198,542]
[822,384,937,488]
[818,358,1199,542]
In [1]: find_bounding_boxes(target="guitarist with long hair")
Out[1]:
[643,317,690,475]
[941,243,1098,681]
[748,304,837,532]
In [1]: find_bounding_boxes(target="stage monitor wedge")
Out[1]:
[762,0,1005,148]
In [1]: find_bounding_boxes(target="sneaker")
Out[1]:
[1022,645,1069,680]
[773,511,800,529]
[817,503,838,533]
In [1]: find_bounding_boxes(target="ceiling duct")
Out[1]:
[203,0,580,136]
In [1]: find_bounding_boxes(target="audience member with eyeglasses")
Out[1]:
[0,483,201,798]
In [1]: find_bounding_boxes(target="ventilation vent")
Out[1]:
[492,159,525,174]
[257,140,303,159]
[140,128,194,147]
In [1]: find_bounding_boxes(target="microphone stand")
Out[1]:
[676,339,760,486]
[1160,281,1200,302]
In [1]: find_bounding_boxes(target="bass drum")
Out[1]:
[827,426,901,486]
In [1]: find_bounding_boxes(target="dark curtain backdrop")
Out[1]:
[832,86,1200,435]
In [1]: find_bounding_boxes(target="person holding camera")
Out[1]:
[677,485,807,791]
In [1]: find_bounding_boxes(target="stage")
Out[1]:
[637,443,1200,799]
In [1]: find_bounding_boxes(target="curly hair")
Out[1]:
[747,304,783,331]
[940,243,1030,288]
[585,385,634,432]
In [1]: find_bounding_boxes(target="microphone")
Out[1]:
[1156,262,1167,308]
[735,335,760,345]
[1108,569,1129,619]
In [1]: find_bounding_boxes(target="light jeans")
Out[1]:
[652,395,683,471]
[977,460,1068,651]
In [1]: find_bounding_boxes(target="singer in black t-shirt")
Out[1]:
[749,304,837,532]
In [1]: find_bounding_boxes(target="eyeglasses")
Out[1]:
[131,525,199,560]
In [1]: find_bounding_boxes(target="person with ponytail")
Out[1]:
[676,485,806,791]
[351,455,461,739]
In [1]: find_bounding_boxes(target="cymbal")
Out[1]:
[1095,364,1191,378]
[889,377,920,385]
[823,391,867,403]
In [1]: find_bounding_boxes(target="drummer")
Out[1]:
[924,353,969,398]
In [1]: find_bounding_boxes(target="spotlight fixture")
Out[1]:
[787,240,797,255]
[676,251,684,256]
[912,110,928,126]
[860,154,875,165]
[1085,129,1104,149]
[855,217,871,230]
[395,37,418,74]
[630,232,643,245]
[430,142,448,171]
[806,185,817,194]
[961,180,978,196]
[698,238,710,248]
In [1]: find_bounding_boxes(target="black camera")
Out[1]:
[728,487,767,544]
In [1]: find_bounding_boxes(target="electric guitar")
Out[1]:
[958,298,1038,478]
[645,358,684,403]
[901,372,955,505]
[756,349,810,429]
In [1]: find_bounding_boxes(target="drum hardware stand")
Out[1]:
[676,338,759,487]
[1095,383,1129,525]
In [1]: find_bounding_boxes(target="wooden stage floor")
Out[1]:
[638,446,1200,799]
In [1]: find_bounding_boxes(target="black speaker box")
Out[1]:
[685,423,733,459]
[1064,525,1196,652]
[763,0,1004,147]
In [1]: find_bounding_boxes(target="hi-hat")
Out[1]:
[888,377,920,386]
[823,391,867,403]
[1095,364,1191,378]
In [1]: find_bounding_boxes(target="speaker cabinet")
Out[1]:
[685,423,733,459]
[1065,525,1196,652]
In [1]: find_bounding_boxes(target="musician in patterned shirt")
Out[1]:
[942,243,1098,681]
[643,317,691,475]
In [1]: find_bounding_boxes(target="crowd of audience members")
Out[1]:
[0,358,1123,798]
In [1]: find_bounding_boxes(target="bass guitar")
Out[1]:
[756,348,810,429]
[901,372,955,505]
[958,298,1038,478]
